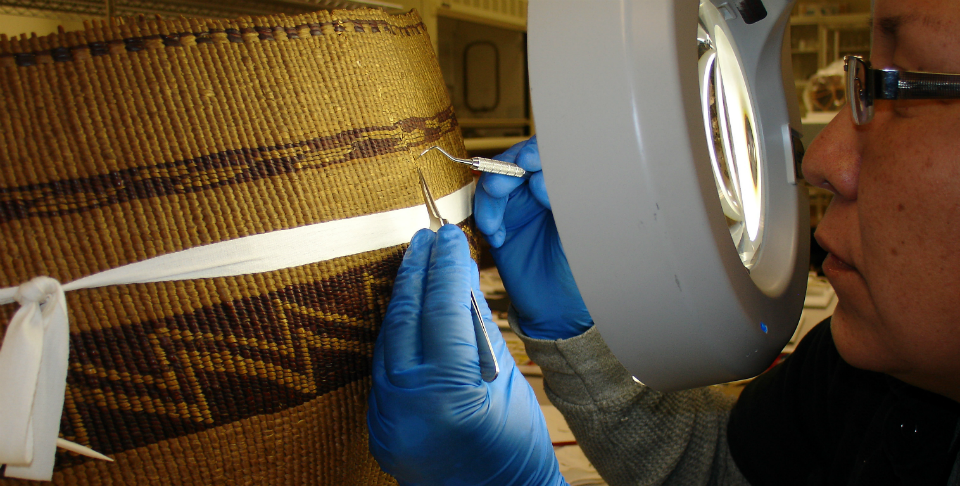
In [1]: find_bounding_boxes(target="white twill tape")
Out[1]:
[0,182,474,481]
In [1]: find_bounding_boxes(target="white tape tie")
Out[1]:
[0,277,70,481]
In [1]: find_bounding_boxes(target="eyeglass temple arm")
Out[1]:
[874,69,960,100]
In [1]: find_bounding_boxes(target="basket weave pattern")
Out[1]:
[0,8,475,484]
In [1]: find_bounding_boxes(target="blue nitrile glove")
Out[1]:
[367,226,567,486]
[474,136,593,340]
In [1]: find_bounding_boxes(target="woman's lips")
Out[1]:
[822,252,857,275]
[815,232,857,275]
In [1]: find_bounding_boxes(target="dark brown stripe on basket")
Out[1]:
[0,106,457,224]
[51,245,406,470]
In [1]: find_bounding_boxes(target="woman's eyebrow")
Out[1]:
[874,14,910,42]
[873,13,942,45]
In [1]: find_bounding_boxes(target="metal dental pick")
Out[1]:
[417,168,500,382]
[419,146,528,178]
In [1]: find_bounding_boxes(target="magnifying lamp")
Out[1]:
[528,0,809,390]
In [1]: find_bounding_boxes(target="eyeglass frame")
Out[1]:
[844,55,960,125]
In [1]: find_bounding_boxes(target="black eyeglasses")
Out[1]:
[844,55,960,125]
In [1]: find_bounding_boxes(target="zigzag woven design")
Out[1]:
[55,248,401,471]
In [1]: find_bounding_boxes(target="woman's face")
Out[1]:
[802,0,960,401]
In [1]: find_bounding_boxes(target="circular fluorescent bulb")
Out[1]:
[528,0,809,390]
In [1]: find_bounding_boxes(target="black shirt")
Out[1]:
[728,319,960,485]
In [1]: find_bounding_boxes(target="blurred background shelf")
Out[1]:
[789,10,871,121]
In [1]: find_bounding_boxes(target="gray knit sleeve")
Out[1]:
[510,311,751,486]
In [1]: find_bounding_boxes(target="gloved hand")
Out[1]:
[474,136,593,340]
[367,225,567,486]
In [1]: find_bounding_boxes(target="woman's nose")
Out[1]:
[800,107,863,201]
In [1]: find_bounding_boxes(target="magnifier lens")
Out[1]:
[698,15,763,270]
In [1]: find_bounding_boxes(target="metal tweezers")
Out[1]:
[419,146,528,178]
[417,168,500,382]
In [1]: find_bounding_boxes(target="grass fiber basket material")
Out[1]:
[0,8,477,484]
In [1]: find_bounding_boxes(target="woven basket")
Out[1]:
[0,9,477,484]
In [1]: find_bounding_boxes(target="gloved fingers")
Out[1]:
[528,171,552,211]
[421,225,482,382]
[478,136,549,203]
[366,400,412,486]
[366,374,388,445]
[370,326,388,405]
[479,171,526,200]
[380,229,435,387]
[481,136,538,199]
[473,187,508,248]
[514,135,542,172]
[369,341,399,462]
[469,266,512,370]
